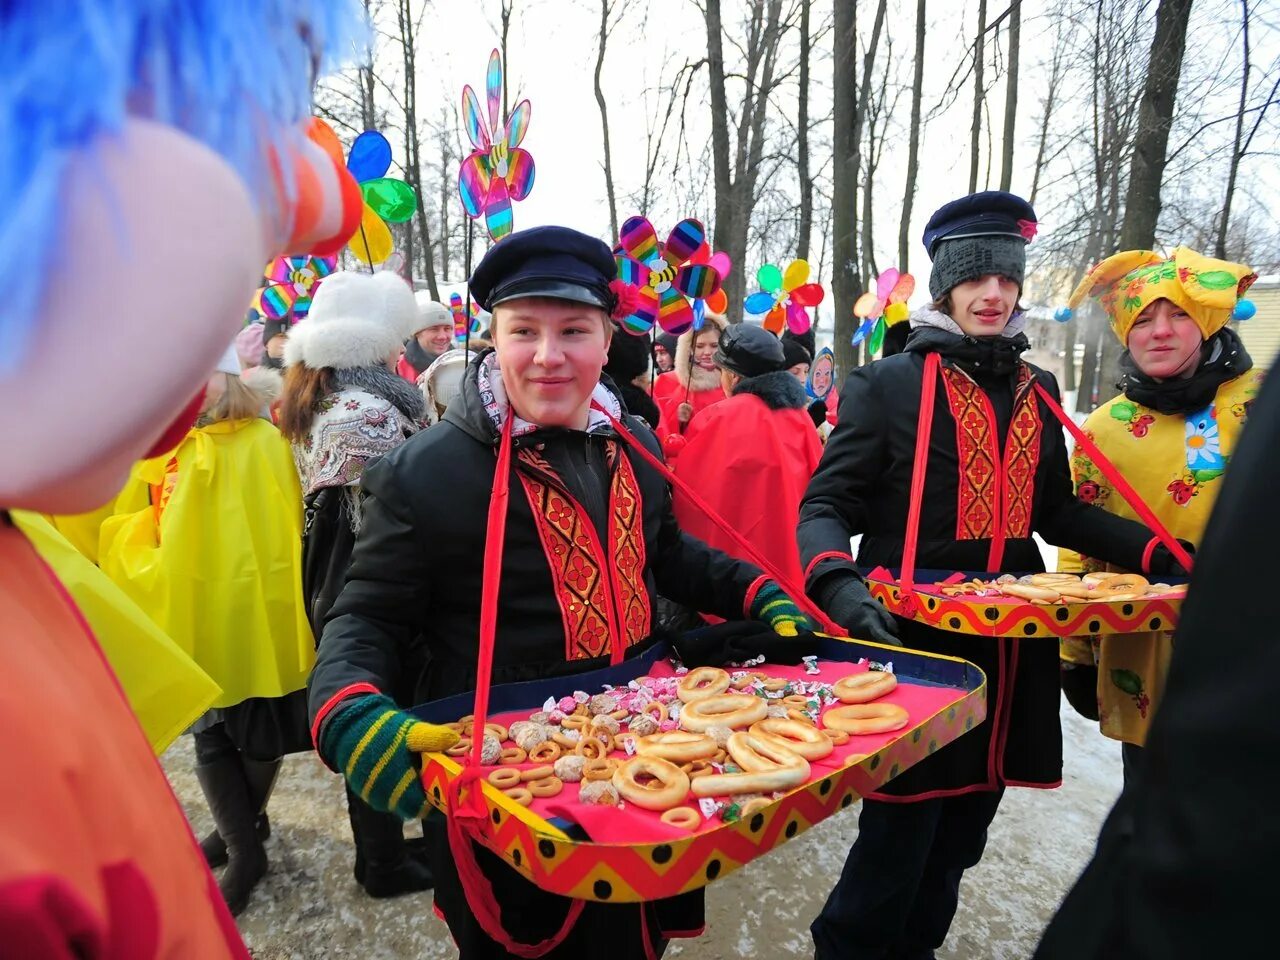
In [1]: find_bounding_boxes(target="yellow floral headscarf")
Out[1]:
[1068,246,1256,343]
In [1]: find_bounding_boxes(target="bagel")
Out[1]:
[612,756,691,810]
[832,671,898,704]
[678,693,769,732]
[520,765,556,782]
[528,776,564,798]
[677,666,731,703]
[499,747,528,765]
[999,582,1061,602]
[1029,573,1081,587]
[487,768,522,789]
[749,718,834,761]
[822,703,910,735]
[636,731,718,763]
[690,732,810,797]
[502,786,533,806]
[660,806,701,830]
[1095,573,1149,595]
[528,741,561,763]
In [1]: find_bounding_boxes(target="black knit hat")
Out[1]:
[922,191,1037,300]
[713,324,785,378]
[781,337,812,369]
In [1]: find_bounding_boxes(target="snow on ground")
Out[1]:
[162,699,1120,959]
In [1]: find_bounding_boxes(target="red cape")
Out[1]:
[652,372,726,456]
[671,393,822,588]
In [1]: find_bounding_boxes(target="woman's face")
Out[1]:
[1127,298,1203,381]
[948,274,1019,336]
[265,333,288,359]
[654,344,673,372]
[788,362,810,384]
[692,330,719,370]
[811,356,833,396]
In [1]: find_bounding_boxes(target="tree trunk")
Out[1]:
[1028,37,1063,207]
[500,1,513,120]
[968,0,987,194]
[797,0,812,261]
[832,0,858,376]
[706,0,736,310]
[438,106,453,281]
[999,1,1021,192]
[594,0,619,241]
[398,0,438,298]
[1117,0,1195,250]
[898,0,926,272]
[1217,0,1250,258]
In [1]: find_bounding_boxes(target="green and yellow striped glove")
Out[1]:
[319,694,460,821]
[750,580,816,637]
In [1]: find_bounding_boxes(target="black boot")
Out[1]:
[198,758,280,867]
[195,754,268,915]
[346,786,433,898]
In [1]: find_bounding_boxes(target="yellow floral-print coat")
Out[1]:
[1060,369,1264,744]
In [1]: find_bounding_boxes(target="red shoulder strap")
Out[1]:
[899,353,941,607]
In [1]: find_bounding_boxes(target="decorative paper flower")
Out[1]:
[608,279,642,322]
[1184,407,1223,471]
[1017,218,1039,242]
[853,268,915,354]
[744,260,824,334]
[614,216,723,335]
[255,254,337,319]
[344,130,419,265]
[449,292,481,339]
[458,49,536,242]
[687,247,732,330]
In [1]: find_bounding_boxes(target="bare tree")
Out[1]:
[797,0,813,261]
[899,0,927,272]
[1118,0,1195,250]
[999,0,1021,191]
[594,0,622,239]
[395,0,440,297]
[969,0,988,193]
[705,0,792,323]
[1028,27,1066,207]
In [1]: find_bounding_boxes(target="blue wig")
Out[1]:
[0,0,367,374]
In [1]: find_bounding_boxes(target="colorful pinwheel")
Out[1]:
[450,292,482,339]
[687,246,732,330]
[853,268,915,354]
[744,260,824,334]
[255,254,337,319]
[345,130,418,265]
[614,216,722,335]
[458,49,536,242]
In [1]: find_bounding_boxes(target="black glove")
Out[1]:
[1146,538,1195,578]
[814,572,900,646]
[808,400,827,428]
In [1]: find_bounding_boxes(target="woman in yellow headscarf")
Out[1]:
[1059,246,1261,781]
[100,343,313,917]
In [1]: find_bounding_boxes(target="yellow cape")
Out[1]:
[11,510,221,754]
[100,418,314,709]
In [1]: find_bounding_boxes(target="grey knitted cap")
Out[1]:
[928,235,1027,301]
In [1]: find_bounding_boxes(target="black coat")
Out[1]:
[799,329,1155,797]
[1034,348,1280,960]
[308,351,762,958]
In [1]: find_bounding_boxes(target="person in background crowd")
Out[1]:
[99,341,314,916]
[419,347,476,425]
[798,191,1190,960]
[307,226,815,959]
[806,346,837,432]
[672,324,822,589]
[397,294,454,384]
[653,312,728,450]
[604,320,662,429]
[277,270,433,900]
[263,316,290,369]
[1057,247,1257,783]
[782,336,812,384]
[652,331,678,373]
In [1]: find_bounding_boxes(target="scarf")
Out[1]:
[909,304,1029,340]
[402,337,441,378]
[1119,326,1254,415]
[476,352,621,439]
[905,308,1030,378]
[332,364,426,424]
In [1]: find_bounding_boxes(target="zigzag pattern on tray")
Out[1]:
[866,581,1183,639]
[419,693,985,902]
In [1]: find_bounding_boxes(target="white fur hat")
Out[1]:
[285,271,419,370]
[414,292,453,332]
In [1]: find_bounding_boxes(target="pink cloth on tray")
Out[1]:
[475,657,968,844]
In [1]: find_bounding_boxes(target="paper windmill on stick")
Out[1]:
[344,130,418,265]
[450,292,482,339]
[458,49,536,242]
[614,216,722,335]
[744,260,825,334]
[255,254,337,319]
[853,268,914,354]
[687,247,732,330]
